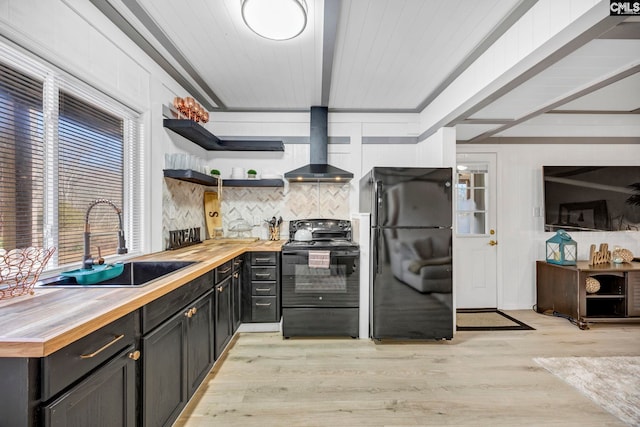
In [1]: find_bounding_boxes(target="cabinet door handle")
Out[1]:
[185,308,195,318]
[80,334,124,359]
[128,350,141,361]
[255,288,271,292]
[255,273,271,278]
[255,302,272,307]
[218,267,232,274]
[233,272,239,279]
[217,286,224,292]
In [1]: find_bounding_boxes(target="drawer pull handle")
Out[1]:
[128,350,141,361]
[255,257,271,262]
[255,273,271,278]
[255,302,272,307]
[255,288,271,292]
[218,267,232,274]
[80,334,124,359]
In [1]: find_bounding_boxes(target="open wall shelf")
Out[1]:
[164,170,284,187]
[163,119,284,152]
[163,169,218,186]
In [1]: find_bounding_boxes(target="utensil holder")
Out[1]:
[268,225,280,241]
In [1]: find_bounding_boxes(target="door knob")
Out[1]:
[128,350,141,361]
[489,240,498,246]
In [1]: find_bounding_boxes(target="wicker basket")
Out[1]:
[612,248,634,263]
[0,247,56,300]
[585,276,601,294]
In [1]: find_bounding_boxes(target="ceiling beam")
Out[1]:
[462,64,640,143]
[415,0,538,112]
[89,0,223,111]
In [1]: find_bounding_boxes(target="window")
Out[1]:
[0,47,142,271]
[455,163,488,235]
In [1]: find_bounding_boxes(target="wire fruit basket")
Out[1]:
[0,247,56,300]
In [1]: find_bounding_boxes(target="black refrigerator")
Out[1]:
[360,167,453,340]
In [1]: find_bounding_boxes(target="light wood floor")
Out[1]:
[175,310,640,427]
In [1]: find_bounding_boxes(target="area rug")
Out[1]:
[534,356,640,426]
[456,309,534,331]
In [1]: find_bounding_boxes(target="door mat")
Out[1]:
[534,356,640,426]
[456,309,535,331]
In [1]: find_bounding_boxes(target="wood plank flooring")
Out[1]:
[175,310,640,426]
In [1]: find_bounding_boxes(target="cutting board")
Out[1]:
[204,191,222,238]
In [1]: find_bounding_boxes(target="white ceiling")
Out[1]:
[94,0,640,142]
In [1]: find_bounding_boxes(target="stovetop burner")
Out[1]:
[283,219,359,251]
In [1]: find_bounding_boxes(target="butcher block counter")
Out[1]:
[0,239,286,358]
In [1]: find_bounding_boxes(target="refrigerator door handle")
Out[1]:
[374,228,381,274]
[374,180,382,224]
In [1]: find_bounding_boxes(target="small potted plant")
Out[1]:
[209,169,220,177]
[247,169,257,179]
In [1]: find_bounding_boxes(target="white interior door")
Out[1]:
[455,153,498,309]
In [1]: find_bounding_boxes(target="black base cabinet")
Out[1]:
[142,309,187,427]
[215,276,232,359]
[0,311,139,427]
[142,283,214,427]
[0,252,277,426]
[43,345,137,427]
[231,256,244,333]
[242,252,281,323]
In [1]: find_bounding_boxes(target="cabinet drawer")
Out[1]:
[142,271,213,334]
[43,345,136,426]
[251,282,277,296]
[42,311,138,401]
[251,297,277,322]
[251,252,276,265]
[251,266,277,281]
[216,260,233,283]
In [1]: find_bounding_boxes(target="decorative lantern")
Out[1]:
[546,229,577,265]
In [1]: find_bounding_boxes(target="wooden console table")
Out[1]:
[536,260,640,329]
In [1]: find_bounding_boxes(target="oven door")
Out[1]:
[281,249,359,307]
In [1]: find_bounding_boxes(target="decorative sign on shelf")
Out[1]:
[168,227,202,250]
[589,243,611,265]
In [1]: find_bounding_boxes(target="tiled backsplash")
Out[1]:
[163,179,350,245]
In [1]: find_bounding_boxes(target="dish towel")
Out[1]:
[308,251,331,268]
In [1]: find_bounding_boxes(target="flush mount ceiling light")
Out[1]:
[241,0,308,41]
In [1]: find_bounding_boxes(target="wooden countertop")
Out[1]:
[537,260,640,272]
[0,239,286,358]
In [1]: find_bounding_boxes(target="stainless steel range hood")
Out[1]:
[284,106,354,183]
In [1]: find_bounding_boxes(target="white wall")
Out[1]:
[0,0,218,253]
[459,143,640,310]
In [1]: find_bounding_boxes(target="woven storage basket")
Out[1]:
[585,276,601,294]
[613,248,634,263]
[0,247,56,300]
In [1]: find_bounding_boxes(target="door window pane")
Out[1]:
[456,164,488,235]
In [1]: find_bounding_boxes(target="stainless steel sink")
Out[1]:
[37,261,197,288]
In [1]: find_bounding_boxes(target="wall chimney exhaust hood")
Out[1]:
[284,106,354,183]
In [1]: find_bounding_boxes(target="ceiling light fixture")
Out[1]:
[241,0,308,41]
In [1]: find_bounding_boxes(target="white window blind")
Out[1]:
[0,62,45,250]
[0,44,143,270]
